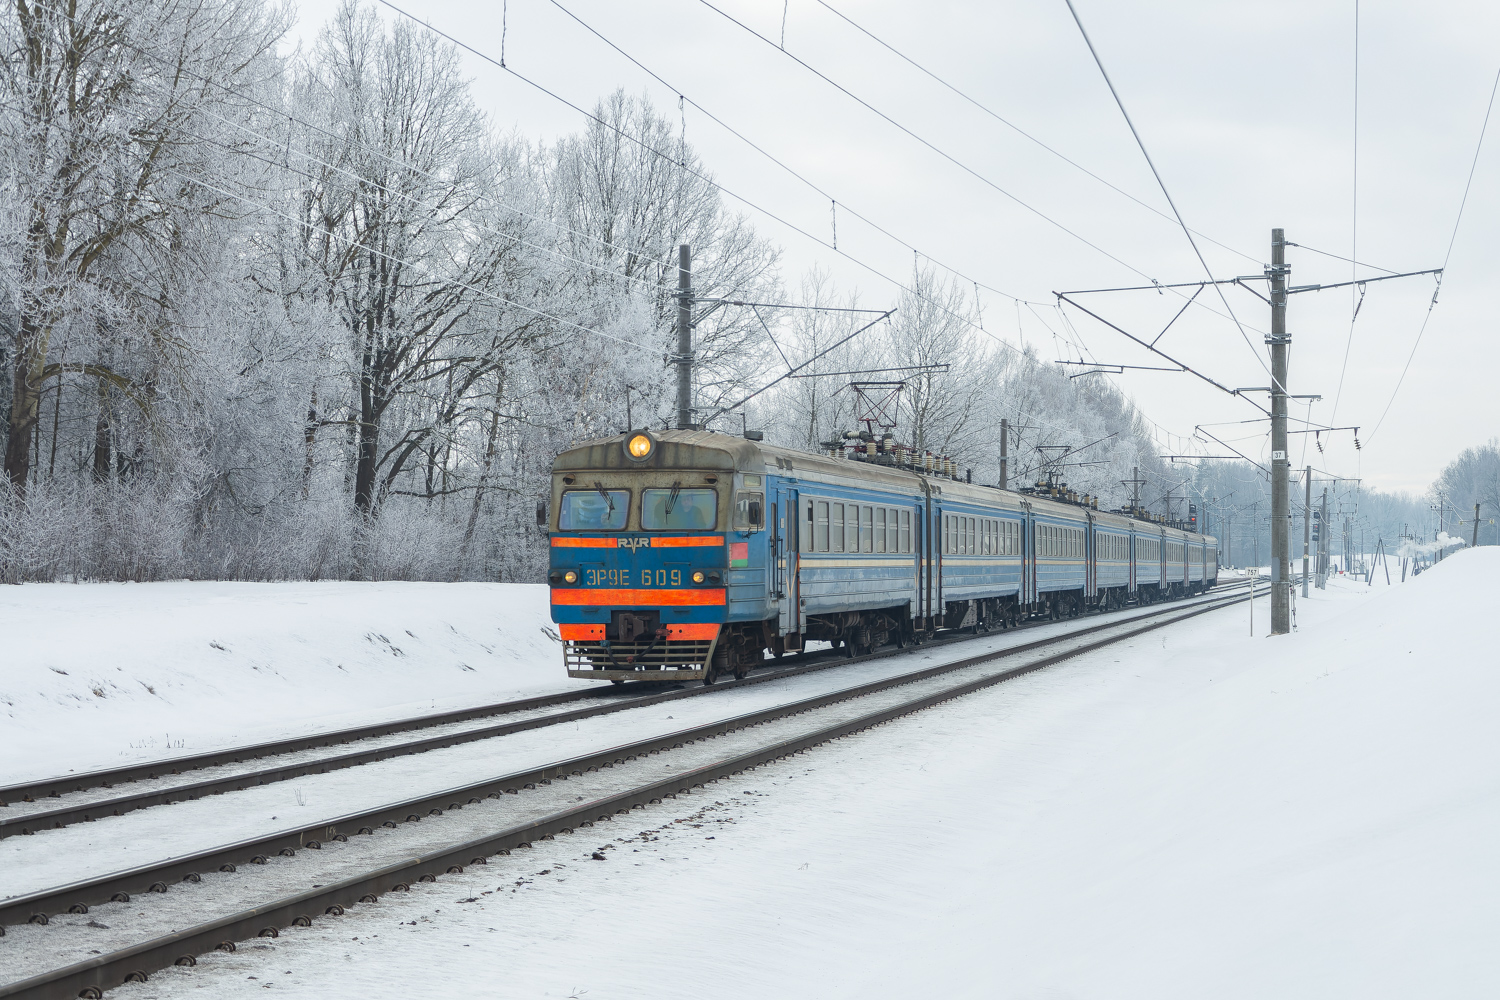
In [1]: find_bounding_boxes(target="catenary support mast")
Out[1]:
[1269,229,1292,634]
[1302,465,1312,597]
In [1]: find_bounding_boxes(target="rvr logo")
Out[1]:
[616,537,651,551]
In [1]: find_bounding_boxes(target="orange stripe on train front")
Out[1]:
[650,536,722,547]
[550,588,727,606]
[558,622,719,641]
[550,536,617,548]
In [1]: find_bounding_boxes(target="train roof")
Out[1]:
[555,429,1214,543]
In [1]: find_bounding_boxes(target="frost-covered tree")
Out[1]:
[0,0,289,495]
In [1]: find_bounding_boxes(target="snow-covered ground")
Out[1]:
[55,547,1486,999]
[7,555,1498,997]
[0,582,570,783]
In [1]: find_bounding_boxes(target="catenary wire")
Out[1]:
[378,0,1274,411]
[680,0,1271,343]
[692,0,1158,282]
[542,0,1041,309]
[1367,61,1500,444]
[1061,0,1270,380]
[1330,0,1359,424]
[810,0,1263,268]
[373,0,1092,379]
[11,2,1210,467]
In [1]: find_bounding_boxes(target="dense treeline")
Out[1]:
[3,0,1466,585]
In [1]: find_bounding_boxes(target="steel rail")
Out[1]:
[0,584,1257,935]
[0,585,1260,1000]
[2,580,1251,839]
[0,688,623,805]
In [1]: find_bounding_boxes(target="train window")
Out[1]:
[641,488,716,530]
[861,506,874,553]
[801,500,813,553]
[899,509,911,553]
[845,505,859,553]
[831,503,845,553]
[887,509,898,553]
[875,508,887,553]
[733,491,764,530]
[558,489,629,531]
[967,518,976,555]
[814,501,829,552]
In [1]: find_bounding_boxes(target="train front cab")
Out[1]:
[548,430,763,683]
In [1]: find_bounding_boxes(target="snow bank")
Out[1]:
[0,582,568,783]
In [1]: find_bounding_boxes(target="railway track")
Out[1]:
[0,579,1253,841]
[0,582,1260,1000]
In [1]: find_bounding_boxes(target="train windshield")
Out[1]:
[641,488,717,530]
[558,489,629,530]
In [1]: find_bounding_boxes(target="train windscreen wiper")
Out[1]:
[665,481,682,515]
[593,480,615,515]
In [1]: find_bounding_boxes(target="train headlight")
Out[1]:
[625,432,654,461]
[692,570,706,584]
[563,570,578,584]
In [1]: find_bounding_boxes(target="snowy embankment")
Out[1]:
[0,582,567,784]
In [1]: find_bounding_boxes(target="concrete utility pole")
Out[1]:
[675,244,693,431]
[1269,229,1292,634]
[1474,503,1483,549]
[1318,487,1329,588]
[1302,466,1312,597]
[1132,466,1141,512]
[1430,497,1446,561]
[999,418,1009,490]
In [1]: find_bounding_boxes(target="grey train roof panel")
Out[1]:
[554,429,1215,545]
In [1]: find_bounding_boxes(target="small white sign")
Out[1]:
[1271,450,1287,460]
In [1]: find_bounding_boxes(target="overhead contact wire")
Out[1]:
[1061,0,1270,380]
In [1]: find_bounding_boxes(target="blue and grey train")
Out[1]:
[545,428,1217,684]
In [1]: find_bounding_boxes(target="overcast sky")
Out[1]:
[287,0,1500,495]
